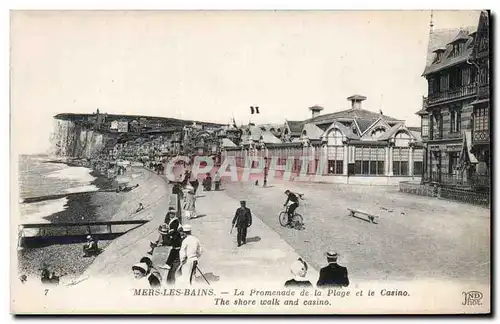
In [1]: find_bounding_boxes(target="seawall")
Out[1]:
[78,167,172,281]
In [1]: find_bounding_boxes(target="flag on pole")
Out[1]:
[250,106,260,114]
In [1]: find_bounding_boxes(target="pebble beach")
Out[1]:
[17,165,171,285]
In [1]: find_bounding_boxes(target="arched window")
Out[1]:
[302,130,308,137]
[394,131,411,147]
[371,127,386,138]
[284,128,289,135]
[327,129,344,146]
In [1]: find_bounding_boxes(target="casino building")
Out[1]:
[221,94,424,185]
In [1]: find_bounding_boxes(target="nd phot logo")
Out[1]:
[462,291,483,306]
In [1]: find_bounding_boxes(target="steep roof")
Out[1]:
[306,108,401,125]
[410,130,422,143]
[258,123,284,131]
[377,123,405,141]
[330,121,360,140]
[415,108,428,115]
[356,118,376,134]
[424,28,464,68]
[260,131,282,144]
[241,125,263,142]
[287,120,305,135]
[423,25,478,76]
[301,123,325,140]
[221,138,238,148]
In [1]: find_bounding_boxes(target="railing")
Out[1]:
[478,83,490,99]
[472,130,490,143]
[469,174,491,188]
[428,84,477,105]
[18,220,150,248]
[399,181,490,207]
[399,181,437,197]
[439,187,490,206]
[438,172,468,186]
[428,172,490,188]
[447,131,462,139]
[431,132,443,140]
[20,220,149,237]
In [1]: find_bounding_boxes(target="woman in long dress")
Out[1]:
[182,186,197,219]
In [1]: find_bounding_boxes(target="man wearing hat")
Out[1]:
[148,224,171,255]
[177,224,203,285]
[160,222,183,278]
[232,201,253,247]
[316,251,350,288]
[83,235,99,257]
[164,207,175,224]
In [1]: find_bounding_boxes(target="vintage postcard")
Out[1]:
[10,10,491,314]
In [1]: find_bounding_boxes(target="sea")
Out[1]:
[18,154,100,224]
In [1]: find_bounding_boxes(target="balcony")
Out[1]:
[478,83,490,99]
[428,84,477,105]
[472,130,490,143]
[429,132,443,141]
[447,131,462,139]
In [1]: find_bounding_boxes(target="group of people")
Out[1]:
[137,207,203,287]
[178,170,223,220]
[284,251,350,288]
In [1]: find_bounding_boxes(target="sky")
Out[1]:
[10,10,481,154]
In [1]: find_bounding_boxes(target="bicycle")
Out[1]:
[278,205,304,230]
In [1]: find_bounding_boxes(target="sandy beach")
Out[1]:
[17,166,170,284]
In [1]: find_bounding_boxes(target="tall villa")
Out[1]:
[418,10,490,192]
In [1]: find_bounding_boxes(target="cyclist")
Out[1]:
[283,190,302,226]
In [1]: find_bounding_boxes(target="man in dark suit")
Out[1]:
[232,201,252,247]
[317,251,349,288]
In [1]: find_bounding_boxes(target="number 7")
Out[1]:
[45,289,49,295]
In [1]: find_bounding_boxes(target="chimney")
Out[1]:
[309,105,324,119]
[347,95,367,109]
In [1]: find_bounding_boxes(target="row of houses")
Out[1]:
[92,11,490,192]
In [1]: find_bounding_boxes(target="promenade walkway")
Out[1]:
[79,172,317,288]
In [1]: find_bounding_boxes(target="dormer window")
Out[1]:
[433,48,446,63]
[452,42,466,56]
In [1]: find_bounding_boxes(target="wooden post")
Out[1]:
[177,193,182,225]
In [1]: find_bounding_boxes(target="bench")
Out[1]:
[347,208,379,224]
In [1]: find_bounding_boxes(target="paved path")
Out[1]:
[79,176,318,288]
[185,188,318,287]
[222,180,490,286]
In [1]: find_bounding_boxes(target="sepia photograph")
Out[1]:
[9,9,491,314]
